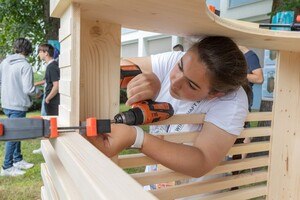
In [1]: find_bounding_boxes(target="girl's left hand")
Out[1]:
[86,124,137,157]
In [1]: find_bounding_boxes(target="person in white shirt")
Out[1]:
[88,36,250,178]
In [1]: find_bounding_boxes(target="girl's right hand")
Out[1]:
[126,73,161,106]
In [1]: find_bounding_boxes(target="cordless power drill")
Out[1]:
[115,63,174,125]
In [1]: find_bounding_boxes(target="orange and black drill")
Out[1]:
[116,62,174,125]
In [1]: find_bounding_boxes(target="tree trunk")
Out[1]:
[43,0,60,40]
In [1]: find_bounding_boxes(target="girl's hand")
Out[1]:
[87,124,137,157]
[126,73,161,106]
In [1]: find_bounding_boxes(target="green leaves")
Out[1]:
[0,0,50,64]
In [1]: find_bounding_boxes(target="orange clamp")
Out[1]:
[208,5,216,14]
[49,118,58,138]
[0,123,3,136]
[86,118,97,137]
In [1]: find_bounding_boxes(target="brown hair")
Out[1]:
[189,36,250,96]
[38,44,55,57]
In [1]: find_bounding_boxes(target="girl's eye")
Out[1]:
[178,63,183,71]
[188,82,197,90]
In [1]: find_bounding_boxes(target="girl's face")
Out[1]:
[169,51,216,101]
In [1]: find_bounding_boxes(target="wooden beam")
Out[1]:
[79,18,121,120]
[268,51,300,199]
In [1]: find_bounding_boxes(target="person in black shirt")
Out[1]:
[38,44,60,115]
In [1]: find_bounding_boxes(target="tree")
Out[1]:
[0,0,59,61]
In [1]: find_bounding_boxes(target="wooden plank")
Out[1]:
[160,127,271,144]
[118,142,270,168]
[59,49,71,68]
[131,156,269,186]
[238,127,271,138]
[58,5,72,42]
[118,153,157,168]
[41,164,59,200]
[41,186,48,200]
[41,140,82,200]
[200,185,267,200]
[227,141,270,155]
[50,132,157,199]
[50,0,71,18]
[59,80,71,96]
[58,105,71,126]
[60,67,71,81]
[60,94,72,111]
[245,112,273,122]
[151,171,268,200]
[79,18,121,121]
[149,112,272,125]
[268,51,300,200]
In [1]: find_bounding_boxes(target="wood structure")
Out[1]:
[41,0,300,199]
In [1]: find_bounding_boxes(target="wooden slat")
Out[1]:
[59,49,71,68]
[58,5,72,42]
[200,185,267,200]
[131,156,269,186]
[118,153,157,168]
[149,112,272,126]
[59,80,71,96]
[160,127,271,144]
[41,186,48,200]
[238,127,271,138]
[50,0,70,18]
[118,142,270,168]
[41,164,59,200]
[58,105,71,126]
[50,132,157,199]
[41,140,82,200]
[227,141,270,155]
[150,171,268,200]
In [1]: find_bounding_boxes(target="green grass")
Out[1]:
[0,111,44,200]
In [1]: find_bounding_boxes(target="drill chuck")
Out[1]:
[114,107,144,125]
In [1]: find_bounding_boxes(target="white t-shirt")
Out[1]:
[150,51,249,136]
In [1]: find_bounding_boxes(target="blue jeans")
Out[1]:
[2,109,26,169]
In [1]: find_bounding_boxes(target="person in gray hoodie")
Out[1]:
[0,38,40,176]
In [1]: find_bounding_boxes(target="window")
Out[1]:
[228,0,263,8]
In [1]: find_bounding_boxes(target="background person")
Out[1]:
[0,38,40,176]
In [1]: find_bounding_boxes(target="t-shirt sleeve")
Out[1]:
[49,64,60,82]
[246,51,261,73]
[151,51,185,83]
[204,88,249,136]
